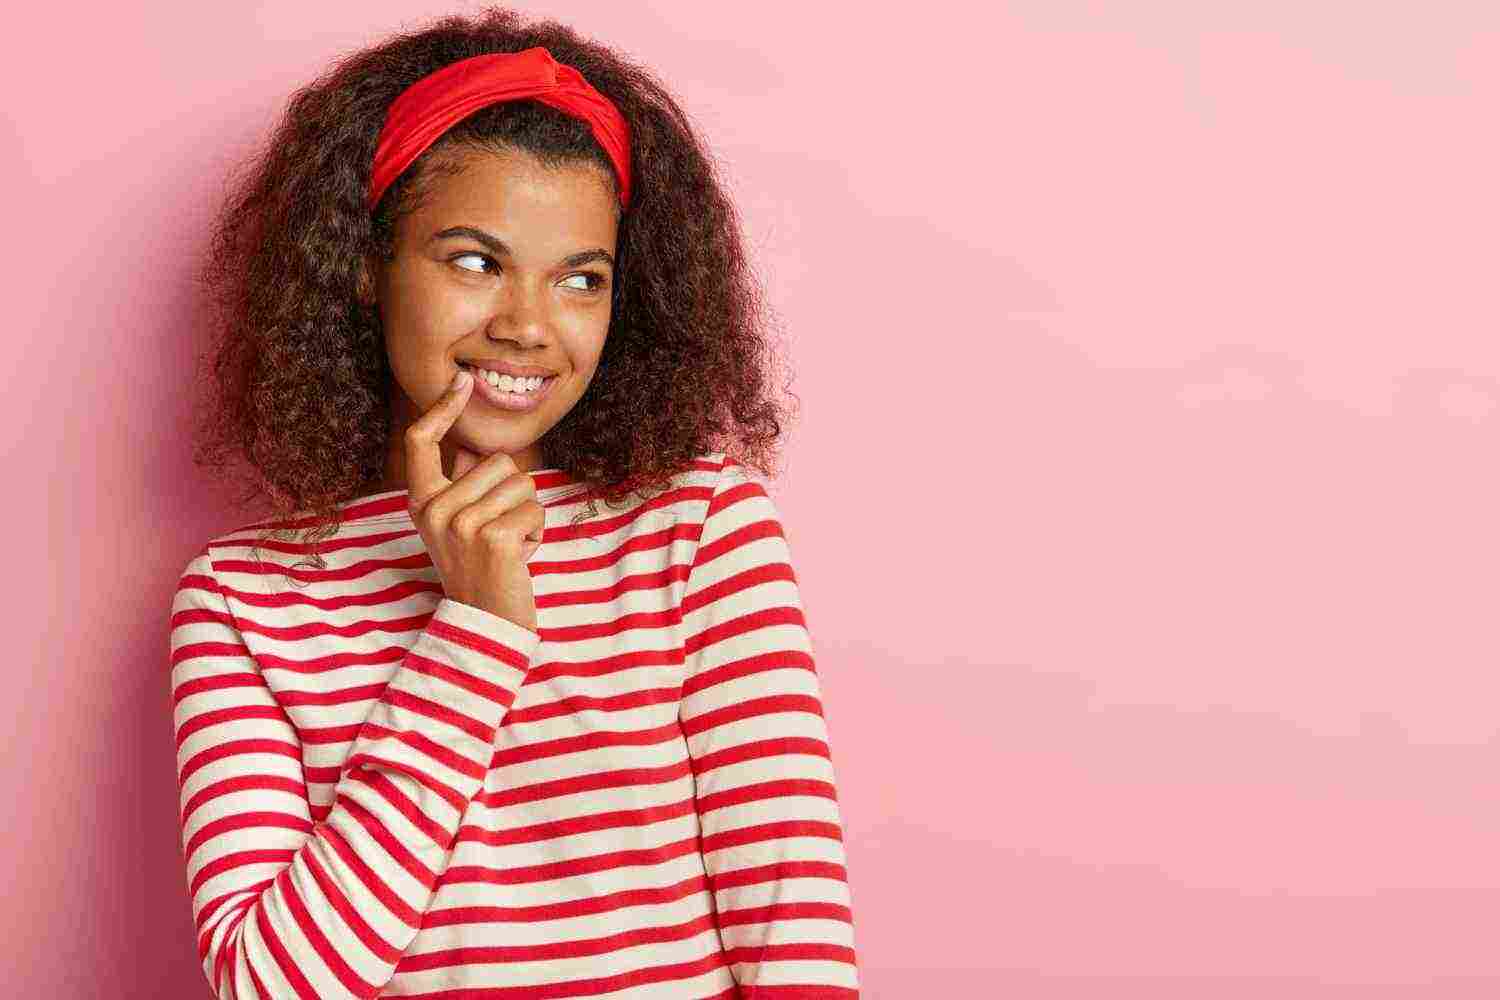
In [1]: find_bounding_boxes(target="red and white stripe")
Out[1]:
[168,453,859,998]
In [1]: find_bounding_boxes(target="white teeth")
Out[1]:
[462,365,547,393]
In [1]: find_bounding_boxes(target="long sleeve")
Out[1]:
[168,547,539,1000]
[678,458,860,998]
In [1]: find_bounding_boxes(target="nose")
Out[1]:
[488,276,549,347]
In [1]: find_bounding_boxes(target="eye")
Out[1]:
[452,252,495,274]
[450,254,606,293]
[561,272,608,292]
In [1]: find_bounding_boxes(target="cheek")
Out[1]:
[564,321,610,376]
[382,318,455,394]
[384,295,474,371]
[390,265,481,333]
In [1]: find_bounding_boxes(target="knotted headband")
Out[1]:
[367,45,632,213]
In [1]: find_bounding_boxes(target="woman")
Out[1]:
[167,8,859,998]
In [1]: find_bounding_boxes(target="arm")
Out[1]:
[169,546,538,999]
[678,458,861,998]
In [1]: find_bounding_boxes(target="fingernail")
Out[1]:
[453,369,470,388]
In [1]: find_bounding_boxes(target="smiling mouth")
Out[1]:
[458,362,555,385]
[457,362,559,410]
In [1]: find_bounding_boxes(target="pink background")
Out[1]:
[4,2,1499,996]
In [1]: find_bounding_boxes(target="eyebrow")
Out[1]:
[429,225,614,269]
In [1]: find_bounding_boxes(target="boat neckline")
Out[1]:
[336,468,575,523]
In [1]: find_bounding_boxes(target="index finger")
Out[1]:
[405,369,473,508]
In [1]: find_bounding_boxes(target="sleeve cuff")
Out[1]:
[428,596,543,673]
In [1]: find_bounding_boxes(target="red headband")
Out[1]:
[367,46,632,213]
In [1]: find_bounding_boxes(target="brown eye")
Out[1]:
[452,252,495,274]
[561,272,605,292]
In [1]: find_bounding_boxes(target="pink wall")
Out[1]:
[5,2,1500,995]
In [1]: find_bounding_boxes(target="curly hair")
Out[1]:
[191,6,796,562]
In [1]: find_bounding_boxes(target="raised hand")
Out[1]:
[403,369,546,633]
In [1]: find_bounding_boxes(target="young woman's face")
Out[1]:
[369,145,619,472]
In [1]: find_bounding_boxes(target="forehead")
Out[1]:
[403,146,619,252]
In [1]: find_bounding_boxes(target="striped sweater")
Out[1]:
[167,452,859,999]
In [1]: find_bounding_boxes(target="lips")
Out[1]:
[461,365,559,412]
[458,360,556,379]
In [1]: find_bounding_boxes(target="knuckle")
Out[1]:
[478,517,520,547]
[450,506,484,536]
[418,496,447,527]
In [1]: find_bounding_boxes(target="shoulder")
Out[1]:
[670,451,789,556]
[171,539,230,623]
[174,513,296,593]
[598,450,778,541]
[661,450,776,520]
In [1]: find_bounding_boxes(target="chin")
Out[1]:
[451,420,538,456]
